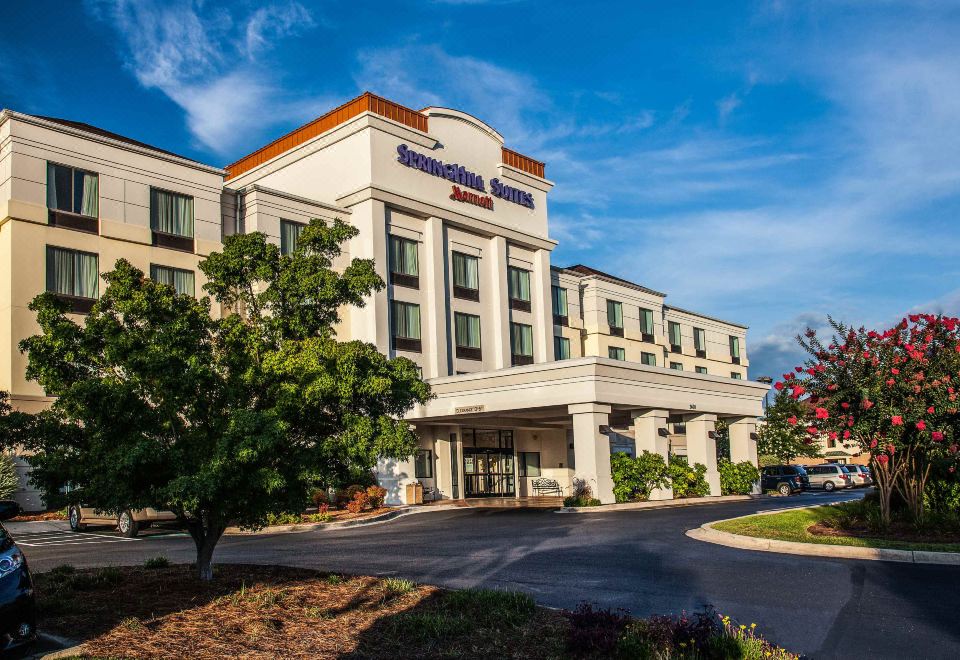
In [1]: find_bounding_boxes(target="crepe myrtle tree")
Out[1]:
[16,218,430,580]
[783,315,960,527]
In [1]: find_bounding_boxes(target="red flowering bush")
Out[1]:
[366,485,387,508]
[346,490,370,514]
[785,315,960,526]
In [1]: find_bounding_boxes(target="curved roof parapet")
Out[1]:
[420,106,505,144]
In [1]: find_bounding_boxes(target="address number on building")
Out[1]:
[455,405,485,414]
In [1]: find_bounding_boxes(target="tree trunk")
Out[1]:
[896,448,931,526]
[186,510,226,582]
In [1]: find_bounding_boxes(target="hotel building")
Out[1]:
[0,93,766,508]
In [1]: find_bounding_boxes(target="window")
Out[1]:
[608,346,626,361]
[607,300,623,336]
[414,449,433,479]
[454,312,482,360]
[670,361,683,371]
[150,264,195,296]
[639,308,655,341]
[696,366,708,375]
[731,372,742,380]
[46,246,98,313]
[694,327,707,357]
[518,452,541,477]
[554,335,571,360]
[389,235,419,287]
[729,335,741,364]
[280,219,305,256]
[510,322,534,365]
[668,321,682,351]
[150,188,195,251]
[508,266,532,311]
[552,286,568,325]
[640,352,656,366]
[391,300,421,352]
[452,252,479,300]
[47,162,99,232]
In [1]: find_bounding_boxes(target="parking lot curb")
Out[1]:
[557,493,761,513]
[223,504,462,536]
[686,508,960,565]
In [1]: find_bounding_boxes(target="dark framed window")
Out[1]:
[670,361,683,371]
[510,322,534,365]
[640,352,657,367]
[696,366,708,375]
[508,266,531,311]
[454,312,482,360]
[731,372,743,380]
[607,300,623,336]
[668,321,682,352]
[150,264,195,296]
[729,335,741,364]
[518,451,541,477]
[452,252,480,301]
[694,327,707,358]
[415,449,433,479]
[554,335,570,360]
[280,219,306,256]
[389,235,419,288]
[608,346,625,361]
[47,162,99,233]
[391,300,422,352]
[150,188,195,251]
[552,285,568,325]
[46,246,98,313]
[639,307,655,342]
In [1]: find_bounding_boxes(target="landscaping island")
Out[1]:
[36,563,798,659]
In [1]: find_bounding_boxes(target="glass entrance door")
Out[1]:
[463,448,515,497]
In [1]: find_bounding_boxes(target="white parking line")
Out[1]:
[15,531,139,547]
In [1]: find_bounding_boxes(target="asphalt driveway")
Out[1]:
[12,491,960,659]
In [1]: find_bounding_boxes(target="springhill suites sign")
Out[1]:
[395,144,535,210]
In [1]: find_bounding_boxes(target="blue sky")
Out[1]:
[4,1,960,380]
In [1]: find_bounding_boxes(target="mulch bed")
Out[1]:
[35,564,566,659]
[11,510,67,522]
[808,521,960,544]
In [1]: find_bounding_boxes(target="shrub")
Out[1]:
[565,479,601,507]
[610,451,670,502]
[143,556,170,569]
[718,459,760,495]
[265,511,301,526]
[0,453,18,500]
[346,490,369,513]
[366,485,387,508]
[668,455,710,498]
[346,484,365,499]
[310,487,329,508]
[304,512,332,523]
[566,602,631,657]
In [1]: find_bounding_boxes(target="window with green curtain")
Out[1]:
[554,336,570,360]
[729,335,741,358]
[641,352,657,366]
[280,219,305,256]
[669,321,682,347]
[150,264,195,296]
[607,300,623,328]
[694,327,706,351]
[454,312,481,348]
[552,286,568,316]
[731,372,742,379]
[518,452,541,477]
[696,366,708,374]
[452,252,479,290]
[510,322,533,356]
[47,162,99,217]
[608,346,625,361]
[46,246,98,298]
[670,361,683,371]
[150,188,194,237]
[391,301,421,339]
[508,266,531,301]
[389,235,419,276]
[640,308,654,335]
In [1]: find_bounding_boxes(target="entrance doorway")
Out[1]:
[462,429,515,498]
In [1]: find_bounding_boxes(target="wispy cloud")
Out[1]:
[87,0,319,155]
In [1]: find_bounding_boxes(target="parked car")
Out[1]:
[840,464,872,487]
[68,506,178,538]
[760,465,809,495]
[805,464,852,491]
[0,500,36,655]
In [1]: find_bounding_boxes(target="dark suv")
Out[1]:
[760,465,808,495]
[0,500,36,655]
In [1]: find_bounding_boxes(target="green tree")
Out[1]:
[758,389,820,463]
[16,219,430,580]
[0,453,17,500]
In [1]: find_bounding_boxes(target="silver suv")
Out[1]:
[842,464,872,487]
[804,464,852,491]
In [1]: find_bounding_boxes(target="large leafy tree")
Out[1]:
[758,388,821,463]
[15,219,430,579]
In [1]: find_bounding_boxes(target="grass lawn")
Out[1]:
[713,505,960,553]
[33,563,799,659]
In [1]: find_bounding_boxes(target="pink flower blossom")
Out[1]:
[891,416,903,426]
[806,426,819,435]
[787,415,798,426]
[774,382,784,391]
[887,444,896,455]
[927,406,935,414]
[815,407,829,420]
[844,430,852,440]
[932,431,944,442]
[870,438,878,448]
[877,454,889,465]
[916,421,927,431]
[862,399,874,410]
[841,402,850,409]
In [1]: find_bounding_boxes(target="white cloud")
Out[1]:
[88,0,318,155]
[716,93,741,122]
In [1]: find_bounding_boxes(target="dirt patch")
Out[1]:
[807,521,960,544]
[11,510,67,522]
